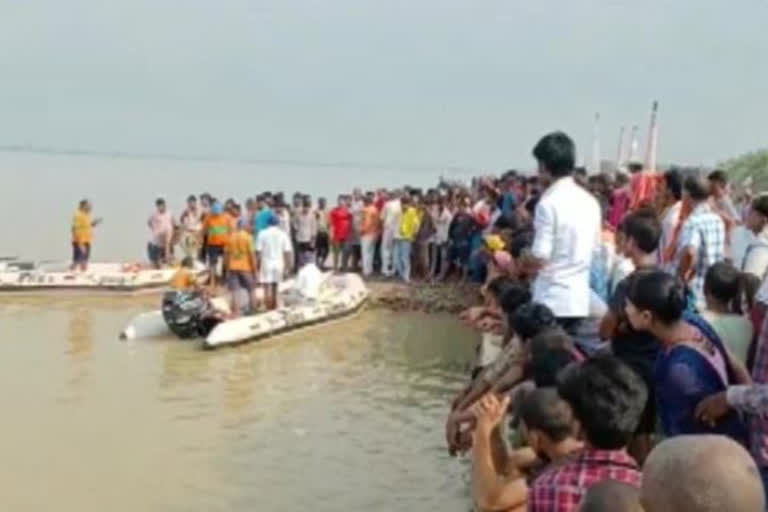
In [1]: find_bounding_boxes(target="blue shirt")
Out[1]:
[253,208,273,238]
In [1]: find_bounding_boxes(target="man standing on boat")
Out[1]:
[70,199,102,272]
[179,195,203,262]
[256,214,293,310]
[225,219,258,317]
[148,198,175,269]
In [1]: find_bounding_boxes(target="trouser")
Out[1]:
[394,239,412,283]
[296,242,314,269]
[361,235,377,276]
[430,242,448,277]
[380,229,396,276]
[410,241,427,278]
[180,232,201,261]
[316,232,329,269]
[556,317,584,338]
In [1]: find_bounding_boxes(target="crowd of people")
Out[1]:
[69,129,768,511]
[440,132,768,512]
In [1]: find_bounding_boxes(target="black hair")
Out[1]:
[620,210,662,253]
[705,262,743,313]
[574,166,588,178]
[79,199,89,208]
[708,169,729,185]
[498,282,532,315]
[181,257,194,268]
[509,302,558,341]
[156,198,166,206]
[525,195,540,216]
[528,327,578,387]
[502,169,518,181]
[684,175,711,201]
[519,388,576,443]
[614,172,630,187]
[628,162,643,173]
[664,169,683,201]
[187,194,197,202]
[486,276,515,302]
[509,228,534,259]
[557,354,648,450]
[626,270,687,325]
[532,132,576,178]
[752,195,768,217]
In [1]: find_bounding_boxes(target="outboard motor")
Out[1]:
[161,291,216,339]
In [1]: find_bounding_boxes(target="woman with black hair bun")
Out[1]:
[624,270,749,443]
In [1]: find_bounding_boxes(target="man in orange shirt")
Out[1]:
[225,220,257,317]
[203,202,231,286]
[360,192,381,276]
[70,199,102,271]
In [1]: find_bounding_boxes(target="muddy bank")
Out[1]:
[367,280,480,314]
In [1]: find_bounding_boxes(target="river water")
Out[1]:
[0,294,475,511]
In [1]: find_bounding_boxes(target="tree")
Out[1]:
[720,149,768,192]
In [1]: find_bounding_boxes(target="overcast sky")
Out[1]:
[1,0,766,171]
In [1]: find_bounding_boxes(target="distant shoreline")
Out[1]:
[0,144,472,175]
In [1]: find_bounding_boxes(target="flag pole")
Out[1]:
[644,100,659,172]
[616,125,626,171]
[591,112,601,175]
[628,124,640,164]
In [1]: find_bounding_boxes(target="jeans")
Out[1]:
[361,235,377,276]
[761,466,768,511]
[394,239,412,283]
[380,229,396,277]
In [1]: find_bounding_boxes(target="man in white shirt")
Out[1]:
[521,132,601,332]
[742,195,768,281]
[255,215,293,310]
[179,194,203,261]
[379,190,402,277]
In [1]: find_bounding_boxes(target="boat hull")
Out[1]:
[204,273,368,349]
[0,261,206,294]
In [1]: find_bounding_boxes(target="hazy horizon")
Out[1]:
[2,1,767,173]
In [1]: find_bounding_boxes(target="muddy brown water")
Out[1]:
[0,295,476,511]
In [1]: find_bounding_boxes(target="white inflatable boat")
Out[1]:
[204,272,368,349]
[120,266,369,348]
[119,279,296,340]
[0,259,206,293]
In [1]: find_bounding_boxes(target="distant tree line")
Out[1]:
[721,149,768,192]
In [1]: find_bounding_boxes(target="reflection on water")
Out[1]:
[0,297,475,511]
[66,306,93,360]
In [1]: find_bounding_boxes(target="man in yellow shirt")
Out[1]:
[393,194,421,283]
[169,257,199,292]
[70,199,102,271]
[225,219,257,317]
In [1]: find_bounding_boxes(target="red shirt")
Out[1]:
[330,206,353,243]
[529,449,641,512]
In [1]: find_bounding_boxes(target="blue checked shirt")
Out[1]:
[678,203,725,307]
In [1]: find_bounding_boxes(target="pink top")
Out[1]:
[149,211,174,246]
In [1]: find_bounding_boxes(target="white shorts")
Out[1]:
[260,265,284,285]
